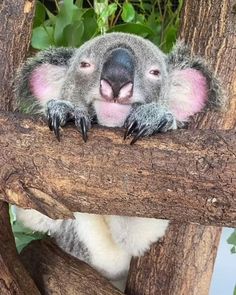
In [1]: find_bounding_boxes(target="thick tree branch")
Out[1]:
[0,202,40,294]
[20,239,124,295]
[0,111,235,226]
[0,0,35,111]
[126,0,235,294]
[125,223,221,295]
[0,1,41,294]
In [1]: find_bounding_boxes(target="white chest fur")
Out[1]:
[15,207,169,282]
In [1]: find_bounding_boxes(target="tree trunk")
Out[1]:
[0,202,40,295]
[0,112,235,226]
[125,224,221,295]
[0,0,35,111]
[125,1,236,294]
[0,1,40,294]
[20,239,124,295]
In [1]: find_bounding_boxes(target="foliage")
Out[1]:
[32,0,183,52]
[227,229,236,254]
[10,206,44,253]
[227,229,236,295]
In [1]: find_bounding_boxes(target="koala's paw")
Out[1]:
[124,103,177,144]
[46,99,91,142]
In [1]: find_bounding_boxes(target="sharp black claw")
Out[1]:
[53,116,61,141]
[124,121,137,140]
[157,118,168,132]
[80,117,88,142]
[130,126,147,145]
[48,116,53,131]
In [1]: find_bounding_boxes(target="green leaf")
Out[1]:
[227,230,236,246]
[135,13,146,24]
[234,285,236,295]
[96,3,117,33]
[33,1,46,28]
[108,23,154,38]
[54,0,79,45]
[162,25,177,52]
[45,7,57,25]
[63,0,75,15]
[14,232,40,253]
[231,246,236,254]
[147,10,161,32]
[31,26,54,49]
[141,2,152,12]
[11,219,44,253]
[82,9,98,42]
[63,21,84,47]
[75,0,83,9]
[121,3,135,23]
[100,3,117,21]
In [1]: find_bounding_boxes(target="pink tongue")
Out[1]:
[94,101,131,127]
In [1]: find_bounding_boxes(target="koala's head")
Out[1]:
[63,33,168,126]
[21,32,222,129]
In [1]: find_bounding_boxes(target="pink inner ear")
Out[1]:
[169,68,208,121]
[30,63,66,103]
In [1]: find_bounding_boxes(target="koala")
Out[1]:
[14,32,223,290]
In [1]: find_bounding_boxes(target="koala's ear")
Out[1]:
[29,63,67,103]
[15,47,75,111]
[165,41,225,122]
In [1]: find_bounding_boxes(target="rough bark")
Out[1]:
[20,239,124,295]
[0,202,40,295]
[0,0,35,111]
[0,112,235,226]
[181,0,236,130]
[125,0,235,294]
[0,1,40,294]
[125,224,221,295]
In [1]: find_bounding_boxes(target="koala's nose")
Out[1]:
[100,48,134,102]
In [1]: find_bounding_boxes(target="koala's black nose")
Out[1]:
[100,48,135,102]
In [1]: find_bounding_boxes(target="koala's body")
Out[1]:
[15,33,223,289]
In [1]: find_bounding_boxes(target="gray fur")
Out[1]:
[14,47,76,113]
[125,103,177,138]
[167,41,226,110]
[52,220,91,264]
[14,33,225,287]
[15,33,223,141]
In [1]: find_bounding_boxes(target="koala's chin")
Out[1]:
[14,32,223,289]
[93,100,132,127]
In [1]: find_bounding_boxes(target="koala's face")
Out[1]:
[66,33,168,127]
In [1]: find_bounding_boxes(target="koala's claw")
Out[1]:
[124,121,137,140]
[46,99,91,142]
[130,125,147,145]
[124,103,177,144]
[47,112,62,141]
[79,117,88,142]
[53,116,61,141]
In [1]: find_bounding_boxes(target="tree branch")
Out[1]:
[0,0,35,111]
[126,0,235,294]
[125,223,221,295]
[20,239,124,295]
[0,202,40,294]
[0,111,235,226]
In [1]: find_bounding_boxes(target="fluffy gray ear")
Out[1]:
[165,41,225,121]
[15,47,75,113]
